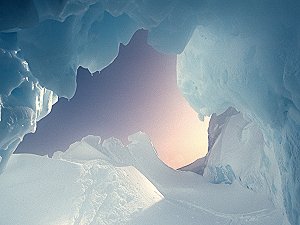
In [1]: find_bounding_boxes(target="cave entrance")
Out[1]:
[16,30,209,169]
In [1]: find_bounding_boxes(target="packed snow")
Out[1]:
[0,132,290,225]
[0,1,300,225]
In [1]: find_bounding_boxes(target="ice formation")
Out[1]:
[0,1,299,225]
[177,4,300,223]
[0,133,290,225]
[180,107,284,205]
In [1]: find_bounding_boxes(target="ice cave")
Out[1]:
[0,1,299,225]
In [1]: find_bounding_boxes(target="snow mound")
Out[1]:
[0,136,163,225]
[0,132,290,225]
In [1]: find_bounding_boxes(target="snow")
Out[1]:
[176,3,300,223]
[0,1,300,224]
[0,133,290,225]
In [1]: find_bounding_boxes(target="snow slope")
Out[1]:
[0,132,290,225]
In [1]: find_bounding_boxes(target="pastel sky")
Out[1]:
[16,30,209,169]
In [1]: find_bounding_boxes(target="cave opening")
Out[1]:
[16,29,209,169]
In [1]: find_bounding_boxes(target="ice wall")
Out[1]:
[0,48,57,172]
[177,2,300,224]
[206,108,283,204]
[0,1,299,224]
[179,107,284,209]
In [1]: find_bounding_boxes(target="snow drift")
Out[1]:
[0,1,299,224]
[0,133,290,225]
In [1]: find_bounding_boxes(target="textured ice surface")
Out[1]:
[0,1,299,224]
[180,107,284,205]
[0,49,58,172]
[0,133,290,225]
[177,3,300,224]
[205,108,283,205]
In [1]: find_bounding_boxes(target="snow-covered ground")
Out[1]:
[0,132,289,225]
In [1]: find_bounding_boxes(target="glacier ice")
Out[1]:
[0,133,291,225]
[204,108,282,195]
[176,2,300,224]
[180,107,284,207]
[179,107,240,176]
[177,13,300,225]
[0,1,300,225]
[0,49,58,172]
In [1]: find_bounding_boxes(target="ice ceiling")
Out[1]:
[0,0,299,225]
